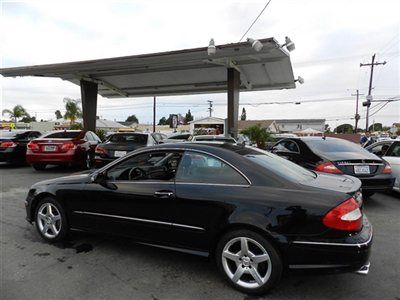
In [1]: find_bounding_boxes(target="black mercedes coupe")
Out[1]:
[25,143,372,295]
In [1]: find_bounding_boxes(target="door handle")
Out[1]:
[154,191,174,198]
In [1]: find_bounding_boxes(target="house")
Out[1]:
[189,117,226,134]
[274,119,325,133]
[238,120,278,133]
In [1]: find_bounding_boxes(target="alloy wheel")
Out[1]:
[36,203,62,239]
[221,237,272,289]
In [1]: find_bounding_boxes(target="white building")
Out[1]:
[274,119,325,133]
[189,117,226,134]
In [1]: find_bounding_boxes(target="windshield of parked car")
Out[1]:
[109,134,148,144]
[304,138,366,153]
[244,148,316,182]
[44,131,81,138]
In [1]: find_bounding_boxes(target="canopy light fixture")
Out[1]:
[247,38,263,52]
[282,36,295,52]
[207,38,216,56]
[295,76,304,84]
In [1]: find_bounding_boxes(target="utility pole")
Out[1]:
[207,100,213,117]
[360,54,386,131]
[351,90,364,133]
[153,96,156,133]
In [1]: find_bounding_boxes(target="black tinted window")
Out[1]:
[109,134,148,144]
[304,139,365,153]
[175,151,248,185]
[274,140,299,152]
[107,151,182,181]
[44,131,81,138]
[386,144,400,157]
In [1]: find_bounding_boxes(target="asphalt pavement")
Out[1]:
[1,164,399,300]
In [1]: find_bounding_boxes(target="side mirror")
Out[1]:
[91,171,106,184]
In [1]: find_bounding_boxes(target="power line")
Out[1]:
[238,0,272,42]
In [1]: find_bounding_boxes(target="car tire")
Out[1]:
[32,164,46,171]
[216,229,282,295]
[34,197,68,243]
[363,191,375,198]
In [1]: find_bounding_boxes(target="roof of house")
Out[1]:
[238,120,275,130]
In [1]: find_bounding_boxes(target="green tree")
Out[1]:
[158,117,167,125]
[20,115,36,123]
[335,123,353,134]
[2,105,30,125]
[241,124,271,149]
[95,129,106,141]
[63,98,82,124]
[324,124,331,133]
[55,110,63,119]
[240,107,247,121]
[368,123,383,132]
[125,115,139,123]
[184,110,194,124]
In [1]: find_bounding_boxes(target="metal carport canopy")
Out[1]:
[0,37,296,97]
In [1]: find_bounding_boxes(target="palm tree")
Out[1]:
[241,124,271,149]
[63,98,82,125]
[2,105,30,125]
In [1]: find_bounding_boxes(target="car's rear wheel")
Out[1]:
[32,164,46,171]
[34,198,68,242]
[216,229,282,295]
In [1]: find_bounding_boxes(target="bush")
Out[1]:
[241,124,271,149]
[95,129,106,141]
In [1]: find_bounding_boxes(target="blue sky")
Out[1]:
[1,0,399,128]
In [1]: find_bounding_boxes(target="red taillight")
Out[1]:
[0,141,17,148]
[323,197,362,231]
[60,142,76,152]
[314,161,343,174]
[95,146,106,154]
[382,163,392,174]
[27,141,40,151]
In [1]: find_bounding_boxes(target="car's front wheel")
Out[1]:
[34,198,68,242]
[216,229,282,295]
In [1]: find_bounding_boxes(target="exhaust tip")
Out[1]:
[355,262,370,275]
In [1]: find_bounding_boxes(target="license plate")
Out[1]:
[354,165,370,174]
[114,151,127,157]
[44,145,57,152]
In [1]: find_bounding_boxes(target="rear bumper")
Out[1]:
[0,150,17,163]
[358,174,395,192]
[283,216,373,273]
[26,150,84,165]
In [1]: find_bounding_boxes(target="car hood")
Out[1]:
[318,151,380,162]
[301,172,361,194]
[32,173,91,187]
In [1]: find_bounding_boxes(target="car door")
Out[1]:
[383,143,400,190]
[171,150,251,251]
[69,150,183,244]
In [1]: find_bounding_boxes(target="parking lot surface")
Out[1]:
[1,164,399,300]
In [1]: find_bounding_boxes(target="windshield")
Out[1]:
[44,131,81,139]
[109,134,148,144]
[244,148,316,182]
[304,138,366,153]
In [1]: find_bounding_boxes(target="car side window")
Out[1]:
[274,140,299,153]
[386,144,400,157]
[175,151,248,185]
[106,151,183,181]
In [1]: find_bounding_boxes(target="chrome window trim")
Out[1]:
[95,146,252,186]
[336,162,384,166]
[73,211,205,231]
[175,182,250,188]
[291,230,372,248]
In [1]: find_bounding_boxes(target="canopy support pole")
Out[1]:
[80,80,98,132]
[227,68,240,139]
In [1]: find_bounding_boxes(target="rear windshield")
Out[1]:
[44,131,81,139]
[0,131,26,138]
[196,137,236,143]
[244,148,316,182]
[304,139,365,153]
[109,134,148,144]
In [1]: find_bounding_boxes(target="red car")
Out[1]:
[26,130,101,170]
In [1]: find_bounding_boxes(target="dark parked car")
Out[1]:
[271,137,395,197]
[25,143,371,295]
[26,130,101,170]
[0,130,41,164]
[95,132,157,166]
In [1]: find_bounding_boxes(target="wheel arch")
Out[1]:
[30,192,57,221]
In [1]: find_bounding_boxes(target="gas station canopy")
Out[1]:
[0,37,295,98]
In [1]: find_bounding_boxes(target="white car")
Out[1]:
[383,141,400,192]
[190,135,237,143]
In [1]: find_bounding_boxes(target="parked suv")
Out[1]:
[26,130,101,170]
